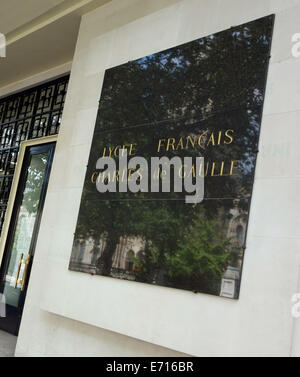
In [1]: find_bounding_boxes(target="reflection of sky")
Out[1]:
[239,153,255,175]
[138,52,186,72]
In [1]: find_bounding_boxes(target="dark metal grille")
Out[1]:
[0,75,69,232]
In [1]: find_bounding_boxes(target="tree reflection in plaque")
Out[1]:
[69,15,275,299]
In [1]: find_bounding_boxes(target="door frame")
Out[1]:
[0,135,57,267]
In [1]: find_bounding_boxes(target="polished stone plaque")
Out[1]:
[69,15,275,299]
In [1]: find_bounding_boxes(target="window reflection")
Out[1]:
[70,15,275,298]
[4,153,48,307]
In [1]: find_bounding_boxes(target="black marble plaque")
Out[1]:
[69,15,275,299]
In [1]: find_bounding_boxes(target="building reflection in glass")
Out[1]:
[69,15,275,299]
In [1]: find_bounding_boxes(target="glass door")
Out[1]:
[0,142,55,335]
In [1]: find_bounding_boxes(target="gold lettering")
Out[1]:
[218,131,222,145]
[157,139,165,153]
[204,162,209,177]
[91,172,98,183]
[211,162,220,177]
[128,169,133,181]
[230,160,240,176]
[225,129,234,145]
[121,168,127,182]
[166,138,176,152]
[198,132,208,149]
[112,170,119,182]
[220,161,230,176]
[198,162,204,177]
[188,165,196,178]
[176,137,184,151]
[114,146,122,157]
[153,167,161,180]
[207,133,216,147]
[129,143,137,156]
[178,165,186,179]
[108,146,114,158]
[186,135,196,150]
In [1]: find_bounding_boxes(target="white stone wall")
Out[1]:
[15,0,300,356]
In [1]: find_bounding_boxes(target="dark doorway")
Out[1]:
[0,142,55,335]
